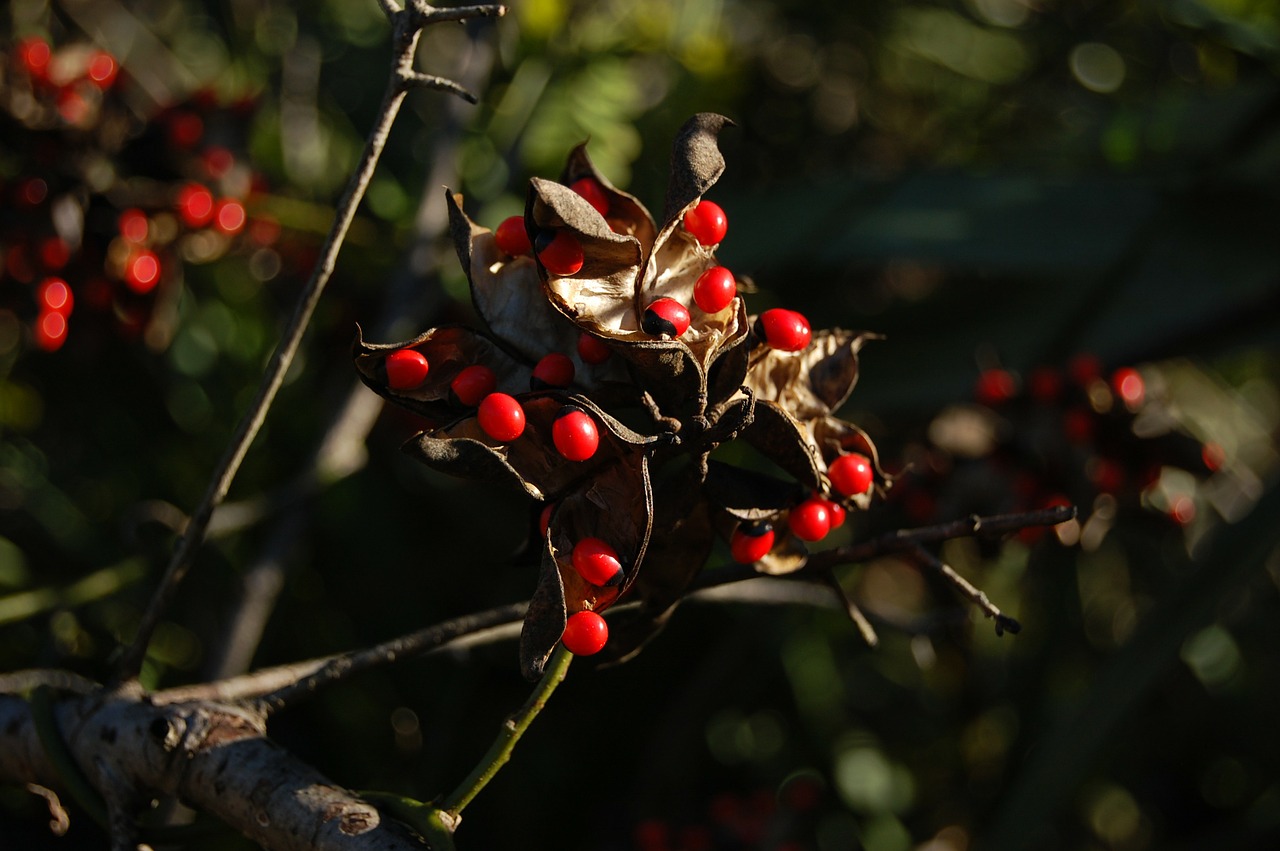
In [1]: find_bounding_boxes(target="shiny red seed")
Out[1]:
[177,183,215,228]
[577,332,612,365]
[124,250,161,294]
[33,311,67,352]
[789,498,831,542]
[1170,495,1196,526]
[214,199,246,235]
[1111,367,1144,409]
[1201,442,1225,472]
[538,503,554,538]
[730,522,775,564]
[641,298,690,338]
[828,453,873,497]
[562,610,608,655]
[494,216,531,256]
[477,392,525,442]
[17,37,51,80]
[385,349,429,390]
[450,365,497,407]
[535,230,584,276]
[570,177,609,217]
[826,500,847,528]
[975,368,1017,406]
[37,277,74,315]
[758,308,811,352]
[531,353,575,390]
[572,538,623,586]
[553,405,599,461]
[683,200,727,246]
[693,266,736,313]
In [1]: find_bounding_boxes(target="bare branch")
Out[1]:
[822,573,879,647]
[908,544,1022,636]
[398,70,477,102]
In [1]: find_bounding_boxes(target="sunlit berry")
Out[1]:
[571,538,623,586]
[975,368,1017,406]
[683,200,727,246]
[826,499,847,528]
[789,497,831,542]
[730,522,775,564]
[494,216,531,256]
[177,183,215,228]
[214,199,247,235]
[828,453,873,497]
[33,311,67,352]
[531,353,575,390]
[535,230,584,276]
[86,51,118,88]
[641,298,690,338]
[1111,367,1144,409]
[757,308,811,352]
[693,266,736,313]
[553,405,599,461]
[450,364,497,407]
[577,332,612,365]
[124,250,161,294]
[570,177,609,217]
[477,392,525,442]
[37,277,74,315]
[561,610,608,655]
[385,349,429,390]
[1170,495,1196,526]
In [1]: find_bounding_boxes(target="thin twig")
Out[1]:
[821,573,879,647]
[907,544,1022,636]
[253,602,527,714]
[113,5,503,683]
[438,644,574,819]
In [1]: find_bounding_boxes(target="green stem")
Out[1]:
[439,645,574,819]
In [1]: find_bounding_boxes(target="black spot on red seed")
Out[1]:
[743,521,773,538]
[556,404,584,420]
[533,229,556,255]
[642,308,678,337]
[603,567,625,587]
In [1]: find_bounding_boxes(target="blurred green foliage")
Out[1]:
[3,1,1280,850]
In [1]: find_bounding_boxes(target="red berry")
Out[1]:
[641,298,691,338]
[168,111,204,149]
[538,503,555,537]
[1201,442,1225,472]
[577,332,612,365]
[975,368,1017,406]
[789,498,831,542]
[570,177,609,217]
[124,250,161,294]
[561,610,608,655]
[1170,495,1196,526]
[16,178,48,208]
[385,349,429,390]
[683,200,727,246]
[828,453,873,497]
[693,266,736,313]
[118,208,148,243]
[757,308,811,352]
[1111,367,1144,409]
[535,230,584,276]
[477,392,525,442]
[214,199,246,235]
[86,51,118,88]
[826,499,847,528]
[38,237,70,271]
[730,522,775,564]
[37,277,74,315]
[571,538,623,586]
[32,311,67,352]
[531,353,575,390]
[16,37,51,81]
[553,405,599,461]
[494,216,531,256]
[56,88,91,125]
[202,146,235,178]
[177,183,214,228]
[450,364,497,407]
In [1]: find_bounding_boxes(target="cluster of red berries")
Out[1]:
[357,115,882,675]
[1,35,285,354]
[630,779,824,851]
[884,354,1219,542]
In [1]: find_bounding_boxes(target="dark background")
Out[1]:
[2,1,1278,849]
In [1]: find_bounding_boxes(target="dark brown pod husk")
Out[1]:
[743,329,877,421]
[560,144,658,252]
